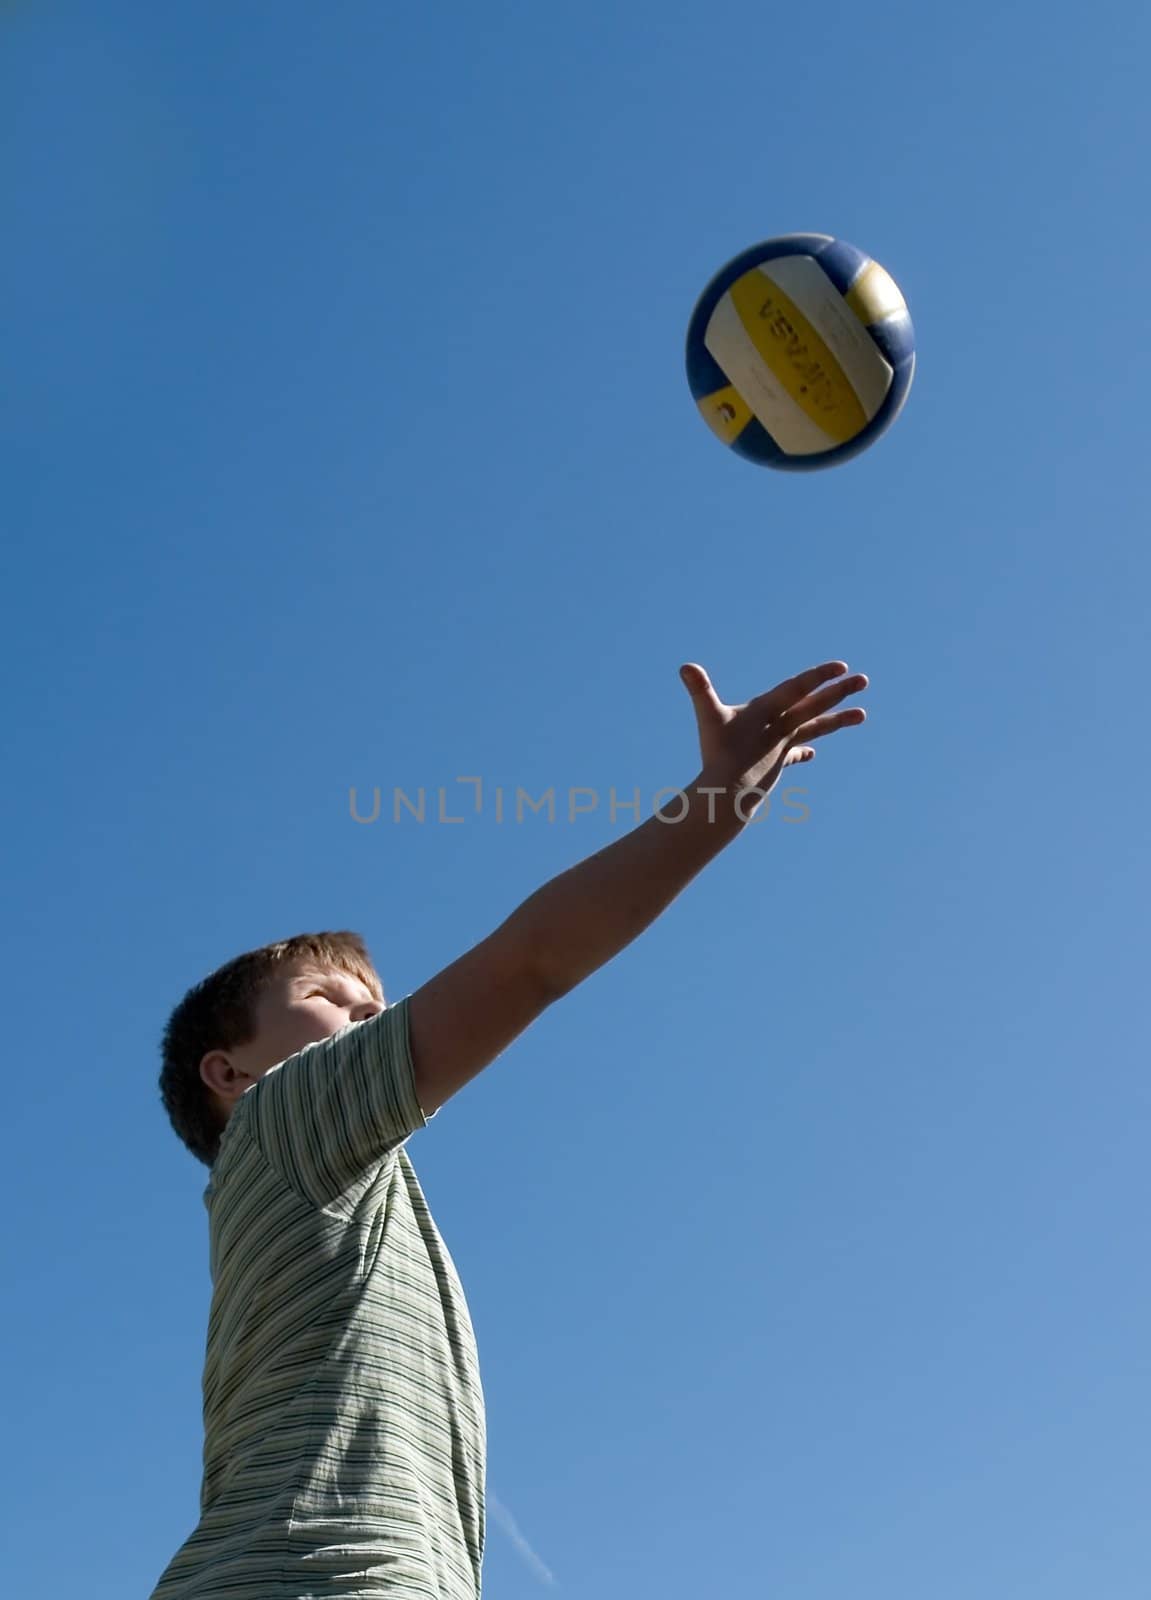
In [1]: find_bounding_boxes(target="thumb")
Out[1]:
[679,662,724,725]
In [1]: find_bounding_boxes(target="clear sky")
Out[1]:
[3,3,1149,1596]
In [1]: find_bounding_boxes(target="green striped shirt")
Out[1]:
[151,1000,486,1599]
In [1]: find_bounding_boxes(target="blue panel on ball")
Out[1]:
[684,337,730,406]
[808,237,870,297]
[728,415,793,469]
[869,311,916,368]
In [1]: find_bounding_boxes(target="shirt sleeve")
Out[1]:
[241,998,430,1209]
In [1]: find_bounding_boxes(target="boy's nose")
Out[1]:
[351,999,385,1022]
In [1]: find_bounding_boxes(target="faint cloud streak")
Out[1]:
[489,1490,557,1587]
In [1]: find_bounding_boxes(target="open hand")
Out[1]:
[680,659,867,801]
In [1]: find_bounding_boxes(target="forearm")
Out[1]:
[405,660,863,1117]
[510,773,747,999]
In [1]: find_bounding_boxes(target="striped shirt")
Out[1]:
[150,1000,486,1600]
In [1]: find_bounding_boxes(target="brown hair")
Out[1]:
[159,931,384,1167]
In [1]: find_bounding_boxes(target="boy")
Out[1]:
[151,659,867,1599]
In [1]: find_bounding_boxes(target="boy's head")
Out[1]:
[160,931,385,1166]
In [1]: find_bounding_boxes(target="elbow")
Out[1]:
[529,959,576,1008]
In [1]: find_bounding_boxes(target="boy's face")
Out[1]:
[200,960,384,1114]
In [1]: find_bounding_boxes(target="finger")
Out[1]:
[790,706,867,743]
[749,660,849,720]
[773,674,868,740]
[679,662,726,724]
[783,745,815,766]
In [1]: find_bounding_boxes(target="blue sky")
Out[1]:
[3,2,1149,1596]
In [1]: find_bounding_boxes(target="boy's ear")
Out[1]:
[200,1050,254,1106]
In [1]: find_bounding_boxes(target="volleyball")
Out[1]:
[685,233,915,471]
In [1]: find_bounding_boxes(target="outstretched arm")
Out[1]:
[407,659,866,1115]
